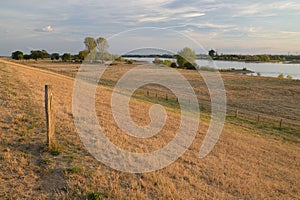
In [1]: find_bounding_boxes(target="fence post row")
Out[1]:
[141,89,295,130]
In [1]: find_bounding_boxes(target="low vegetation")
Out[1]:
[1,59,299,199]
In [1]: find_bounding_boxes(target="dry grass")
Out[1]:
[15,59,300,121]
[0,59,299,199]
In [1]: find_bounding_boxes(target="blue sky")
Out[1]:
[0,0,299,55]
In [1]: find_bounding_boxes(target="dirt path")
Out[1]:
[0,59,299,199]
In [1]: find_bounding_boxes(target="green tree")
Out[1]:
[30,50,49,60]
[23,54,31,60]
[61,53,71,62]
[84,37,97,52]
[41,50,50,59]
[208,49,216,58]
[259,54,270,62]
[12,51,23,60]
[77,50,89,61]
[176,47,196,68]
[30,50,40,60]
[51,53,60,61]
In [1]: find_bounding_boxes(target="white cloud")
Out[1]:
[188,22,236,29]
[42,25,53,32]
[138,17,168,23]
[181,13,205,18]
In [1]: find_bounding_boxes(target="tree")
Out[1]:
[176,47,196,68]
[12,51,23,60]
[96,37,109,53]
[30,50,40,60]
[208,49,216,58]
[30,50,49,60]
[96,37,109,63]
[77,50,89,61]
[23,54,31,60]
[51,53,60,61]
[84,37,97,52]
[61,53,71,62]
[41,50,50,59]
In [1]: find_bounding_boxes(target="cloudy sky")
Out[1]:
[0,0,299,55]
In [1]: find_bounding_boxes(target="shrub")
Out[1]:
[66,166,82,174]
[286,75,293,80]
[278,73,284,79]
[88,192,102,200]
[184,62,197,70]
[163,60,171,67]
[170,62,177,68]
[125,59,133,64]
[257,72,261,77]
[153,57,162,64]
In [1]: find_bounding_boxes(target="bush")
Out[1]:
[163,60,171,67]
[66,166,82,174]
[184,62,197,70]
[125,59,133,64]
[170,62,177,68]
[153,57,162,64]
[286,75,293,80]
[257,72,261,77]
[88,192,102,200]
[278,73,284,79]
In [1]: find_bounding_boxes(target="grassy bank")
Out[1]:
[0,59,299,199]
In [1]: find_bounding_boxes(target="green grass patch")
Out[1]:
[66,166,83,174]
[88,192,103,200]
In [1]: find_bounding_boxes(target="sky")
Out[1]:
[0,0,300,56]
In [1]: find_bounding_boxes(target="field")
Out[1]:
[0,58,300,199]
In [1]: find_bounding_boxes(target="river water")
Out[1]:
[124,57,300,80]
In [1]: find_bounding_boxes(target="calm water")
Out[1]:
[124,57,300,80]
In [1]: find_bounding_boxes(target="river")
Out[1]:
[124,57,300,80]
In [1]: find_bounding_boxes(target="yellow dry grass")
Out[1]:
[0,59,299,199]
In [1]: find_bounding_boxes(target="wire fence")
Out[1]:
[137,88,300,134]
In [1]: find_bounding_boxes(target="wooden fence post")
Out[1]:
[147,90,149,96]
[235,109,239,118]
[45,85,54,148]
[257,114,260,122]
[280,119,283,129]
[165,94,168,100]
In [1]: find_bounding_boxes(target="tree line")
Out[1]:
[208,49,300,63]
[11,36,117,63]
